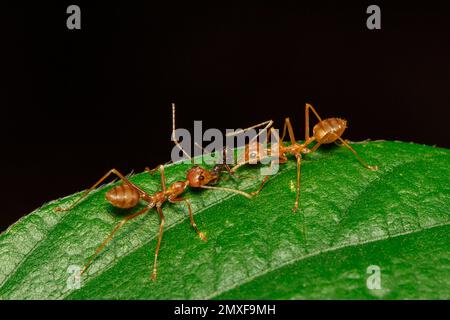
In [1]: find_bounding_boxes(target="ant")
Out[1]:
[55,107,251,281]
[229,103,378,212]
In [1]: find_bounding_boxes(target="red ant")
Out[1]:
[54,106,252,280]
[229,103,378,212]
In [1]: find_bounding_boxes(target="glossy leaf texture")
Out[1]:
[0,141,449,299]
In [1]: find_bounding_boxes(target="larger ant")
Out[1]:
[55,106,252,280]
[229,103,378,212]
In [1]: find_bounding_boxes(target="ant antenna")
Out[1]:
[200,185,252,199]
[172,103,193,163]
[226,120,274,146]
[226,120,273,136]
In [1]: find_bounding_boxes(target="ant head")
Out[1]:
[186,165,219,187]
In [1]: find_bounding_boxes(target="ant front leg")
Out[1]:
[249,157,284,197]
[170,197,206,241]
[292,153,302,213]
[212,147,239,180]
[151,205,166,281]
[55,168,140,212]
[292,152,307,240]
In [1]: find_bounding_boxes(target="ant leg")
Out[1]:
[220,162,241,181]
[305,130,344,154]
[220,145,238,176]
[247,120,274,151]
[292,153,307,241]
[281,118,297,145]
[308,132,333,153]
[334,138,350,146]
[292,153,302,213]
[230,159,251,173]
[305,103,323,141]
[170,197,206,241]
[55,169,143,212]
[280,119,288,142]
[194,144,237,178]
[226,120,273,157]
[172,103,193,162]
[334,136,378,170]
[151,205,166,280]
[145,165,167,192]
[222,163,235,175]
[81,205,152,275]
[249,158,280,196]
[308,133,378,171]
[200,185,252,199]
[226,120,274,138]
[250,176,270,196]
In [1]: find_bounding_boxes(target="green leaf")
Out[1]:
[0,141,449,299]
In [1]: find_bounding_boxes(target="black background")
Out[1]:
[2,0,449,231]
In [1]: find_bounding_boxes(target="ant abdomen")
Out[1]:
[313,117,347,144]
[105,184,141,209]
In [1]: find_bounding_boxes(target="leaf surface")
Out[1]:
[0,141,449,299]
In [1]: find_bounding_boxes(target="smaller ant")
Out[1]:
[229,103,378,212]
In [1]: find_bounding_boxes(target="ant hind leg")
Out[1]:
[305,103,323,141]
[81,205,152,276]
[334,136,378,171]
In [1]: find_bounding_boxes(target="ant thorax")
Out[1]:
[186,166,217,187]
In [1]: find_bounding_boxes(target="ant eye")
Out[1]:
[199,175,205,180]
